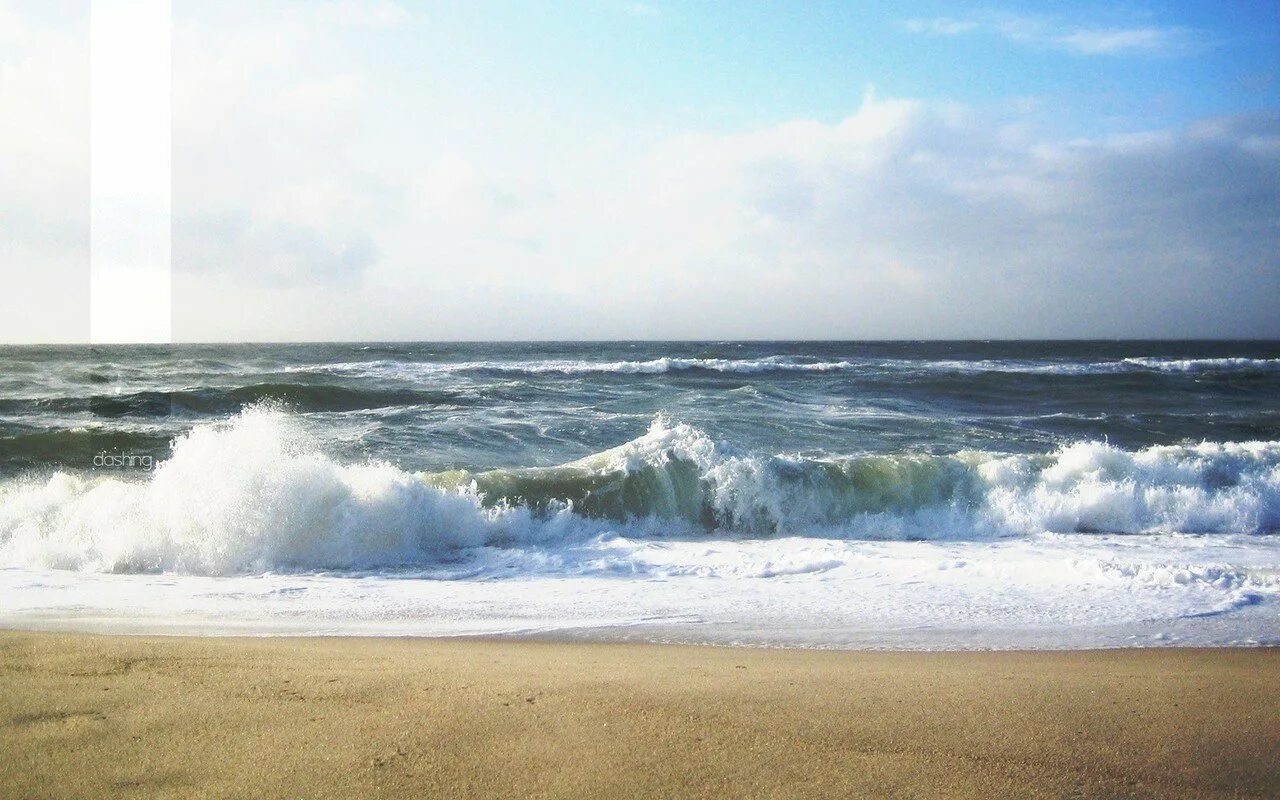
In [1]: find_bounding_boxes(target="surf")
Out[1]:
[1,405,1277,576]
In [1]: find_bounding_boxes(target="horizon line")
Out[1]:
[3,337,1280,347]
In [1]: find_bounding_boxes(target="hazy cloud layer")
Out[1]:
[0,1,88,342]
[173,38,1280,340]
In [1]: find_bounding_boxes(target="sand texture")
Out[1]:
[1,631,1277,798]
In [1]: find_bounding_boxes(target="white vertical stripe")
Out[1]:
[90,0,170,343]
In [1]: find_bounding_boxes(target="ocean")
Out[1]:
[1,340,1278,648]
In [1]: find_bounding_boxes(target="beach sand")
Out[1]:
[1,631,1277,798]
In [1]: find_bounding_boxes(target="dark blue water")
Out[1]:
[1,340,1277,476]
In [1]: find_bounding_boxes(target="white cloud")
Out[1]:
[171,34,1280,340]
[0,2,30,45]
[906,13,1199,57]
[171,3,399,292]
[903,17,979,37]
[312,0,411,28]
[3,2,1274,342]
[622,2,661,19]
[1053,26,1193,56]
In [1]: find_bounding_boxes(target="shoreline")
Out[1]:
[3,630,1278,798]
[4,617,1276,650]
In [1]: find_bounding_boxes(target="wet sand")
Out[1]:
[1,631,1277,798]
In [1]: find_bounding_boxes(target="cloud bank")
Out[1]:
[2,2,1276,341]
[172,25,1280,341]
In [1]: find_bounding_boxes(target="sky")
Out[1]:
[2,0,1278,342]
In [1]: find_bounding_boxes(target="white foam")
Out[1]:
[1,533,1276,647]
[0,409,559,574]
[1122,357,1280,373]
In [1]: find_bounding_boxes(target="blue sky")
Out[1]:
[1,1,1278,340]
[359,1,1280,133]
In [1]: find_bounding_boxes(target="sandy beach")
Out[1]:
[0,632,1276,798]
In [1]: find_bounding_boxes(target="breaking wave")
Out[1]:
[0,406,1277,575]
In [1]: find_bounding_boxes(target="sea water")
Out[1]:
[1,341,1277,648]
